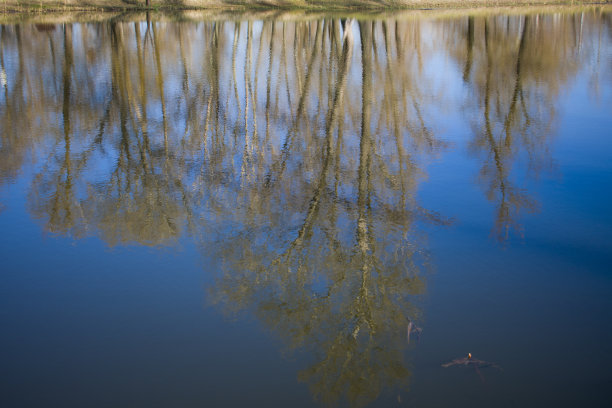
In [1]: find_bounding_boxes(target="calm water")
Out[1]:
[1,9,611,407]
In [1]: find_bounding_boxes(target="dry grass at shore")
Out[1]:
[0,0,608,13]
[0,3,609,25]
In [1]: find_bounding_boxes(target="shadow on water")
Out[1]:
[0,9,610,406]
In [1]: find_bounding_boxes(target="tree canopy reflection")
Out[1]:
[0,10,609,406]
[205,20,446,406]
[444,12,608,239]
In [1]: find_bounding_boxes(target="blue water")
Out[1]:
[0,10,611,407]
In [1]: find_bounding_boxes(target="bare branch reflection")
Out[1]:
[0,10,609,406]
[444,12,607,240]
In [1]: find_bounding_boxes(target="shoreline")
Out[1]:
[0,0,609,14]
[0,1,609,23]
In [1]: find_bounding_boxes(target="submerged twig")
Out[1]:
[442,353,502,370]
[406,319,422,344]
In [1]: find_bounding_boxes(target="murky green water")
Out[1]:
[1,9,611,407]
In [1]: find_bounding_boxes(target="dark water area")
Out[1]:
[1,9,611,407]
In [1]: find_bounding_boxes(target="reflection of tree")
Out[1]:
[28,24,90,237]
[0,24,60,189]
[0,11,609,406]
[1,12,609,244]
[476,16,542,240]
[21,21,196,245]
[206,19,446,407]
[81,21,191,246]
[445,12,605,240]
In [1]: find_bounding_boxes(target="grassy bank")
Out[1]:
[0,0,608,13]
[0,3,609,24]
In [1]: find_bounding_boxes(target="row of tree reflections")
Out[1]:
[0,11,609,405]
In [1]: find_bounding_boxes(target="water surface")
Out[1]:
[1,9,611,407]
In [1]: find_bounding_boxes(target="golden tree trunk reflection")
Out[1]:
[0,10,609,406]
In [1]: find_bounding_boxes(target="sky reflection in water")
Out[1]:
[0,9,611,407]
